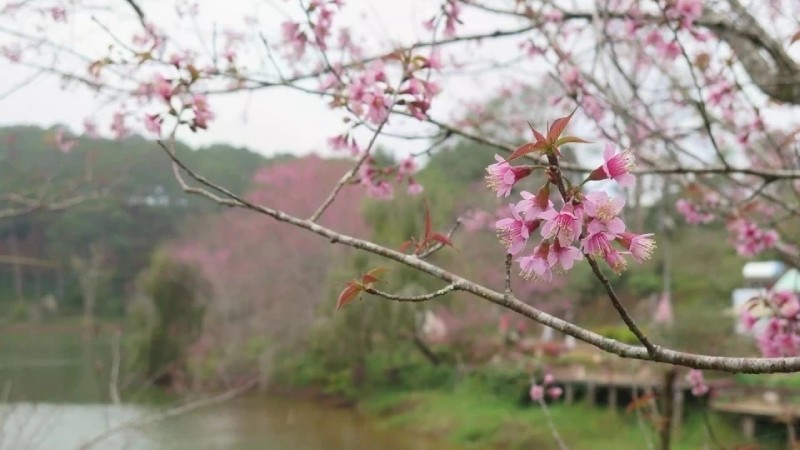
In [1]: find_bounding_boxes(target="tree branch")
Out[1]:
[160,143,800,374]
[365,284,458,302]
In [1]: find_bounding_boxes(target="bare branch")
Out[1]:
[122,0,147,28]
[366,284,458,302]
[75,380,257,450]
[309,116,390,222]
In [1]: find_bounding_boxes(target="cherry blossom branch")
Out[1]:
[419,116,800,180]
[309,113,391,222]
[365,284,458,303]
[159,143,800,373]
[546,154,657,355]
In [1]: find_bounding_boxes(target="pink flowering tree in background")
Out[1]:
[4,0,800,401]
[171,156,370,384]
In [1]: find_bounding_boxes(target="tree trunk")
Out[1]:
[9,234,24,301]
[659,369,677,450]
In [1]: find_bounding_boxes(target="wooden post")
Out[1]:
[741,415,756,440]
[672,389,684,436]
[609,385,618,411]
[564,384,575,405]
[586,382,596,406]
[660,369,677,450]
[787,418,796,450]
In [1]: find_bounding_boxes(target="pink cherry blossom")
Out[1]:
[529,384,545,402]
[367,180,394,199]
[741,291,800,357]
[673,0,703,29]
[589,143,636,187]
[581,221,615,256]
[495,205,538,255]
[686,370,709,396]
[191,94,214,129]
[617,232,656,263]
[675,199,714,224]
[540,203,582,246]
[281,21,307,58]
[583,191,625,234]
[50,6,66,22]
[602,248,629,274]
[111,110,131,139]
[727,218,778,257]
[485,154,532,197]
[518,241,552,282]
[547,240,582,272]
[144,114,163,136]
[516,185,553,220]
[406,179,424,196]
[547,386,563,399]
[152,74,173,100]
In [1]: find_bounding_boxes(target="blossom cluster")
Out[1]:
[352,155,423,199]
[677,192,783,258]
[488,127,655,281]
[529,373,563,402]
[741,290,800,357]
[685,369,709,396]
[727,218,779,258]
[133,71,216,137]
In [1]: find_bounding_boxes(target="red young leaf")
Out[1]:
[361,267,388,284]
[429,232,453,247]
[365,267,389,279]
[527,121,546,143]
[336,282,363,309]
[361,274,380,284]
[508,142,535,160]
[547,110,576,142]
[555,136,591,147]
[399,239,414,253]
[508,141,548,161]
[423,199,432,241]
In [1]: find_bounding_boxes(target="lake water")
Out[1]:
[0,328,462,450]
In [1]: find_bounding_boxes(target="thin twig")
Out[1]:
[547,153,657,355]
[75,380,257,450]
[538,399,570,450]
[109,329,122,405]
[366,284,458,302]
[122,0,147,28]
[309,117,388,222]
[416,218,462,259]
[504,253,513,298]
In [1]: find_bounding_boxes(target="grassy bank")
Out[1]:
[273,355,763,450]
[358,383,752,450]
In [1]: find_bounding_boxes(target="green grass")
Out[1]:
[359,383,753,450]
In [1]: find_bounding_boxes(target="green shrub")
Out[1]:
[128,251,207,386]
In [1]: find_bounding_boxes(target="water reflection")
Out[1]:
[1,396,462,450]
[1,330,463,450]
